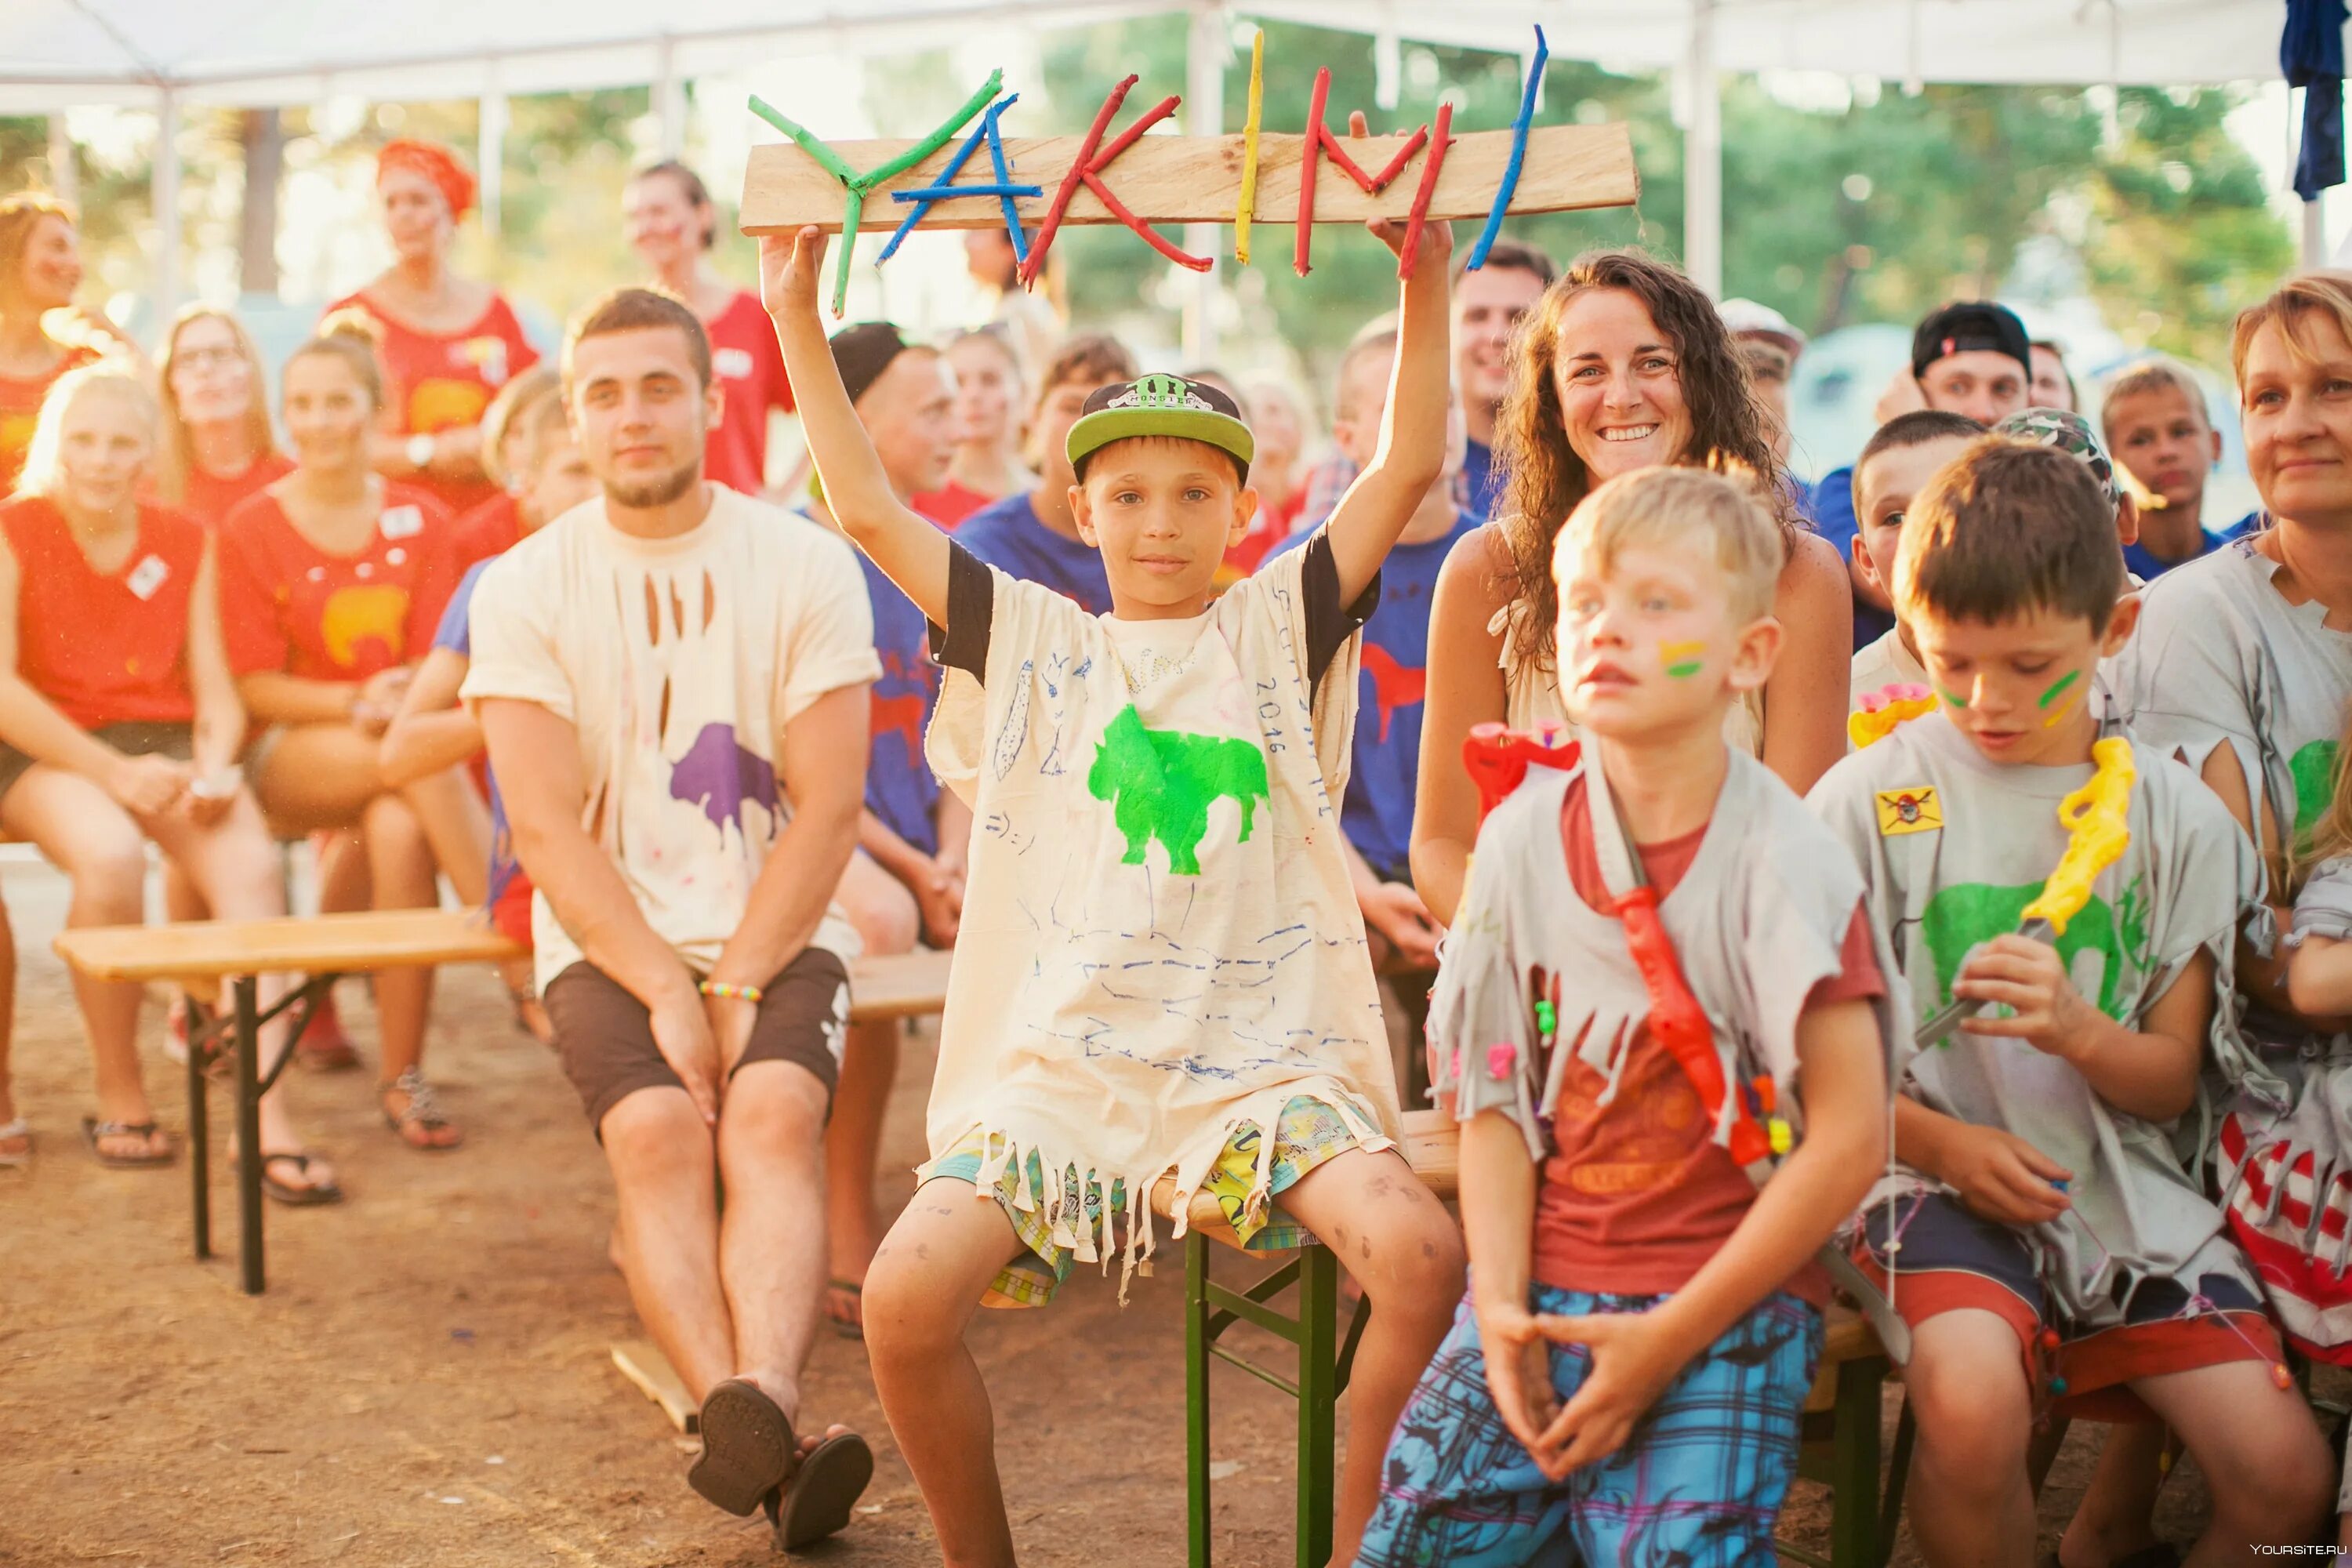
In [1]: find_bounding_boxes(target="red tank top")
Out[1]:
[173,451,293,532]
[324,289,540,516]
[1,495,205,726]
[0,343,100,497]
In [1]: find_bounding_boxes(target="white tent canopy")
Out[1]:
[0,0,2315,342]
[2,0,2286,107]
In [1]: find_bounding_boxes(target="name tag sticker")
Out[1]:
[713,347,755,381]
[379,504,424,540]
[125,554,169,601]
[1876,786,1942,837]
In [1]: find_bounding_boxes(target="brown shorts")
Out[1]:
[0,720,192,808]
[543,947,851,1137]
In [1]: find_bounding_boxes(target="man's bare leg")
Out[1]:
[715,1060,833,1427]
[2056,1423,2170,1568]
[862,1179,1027,1568]
[600,1086,732,1401]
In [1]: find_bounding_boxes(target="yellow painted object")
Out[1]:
[1848,683,1937,749]
[2022,735,2136,936]
[1234,30,1265,263]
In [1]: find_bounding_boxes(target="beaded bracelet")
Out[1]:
[699,980,765,1004]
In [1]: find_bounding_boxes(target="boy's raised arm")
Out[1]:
[759,227,952,625]
[1323,219,1455,605]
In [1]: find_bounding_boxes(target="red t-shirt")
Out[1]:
[217,484,460,683]
[1,495,206,726]
[0,343,100,497]
[704,291,793,494]
[325,289,540,517]
[1530,774,1883,1302]
[172,451,294,532]
[909,479,993,529]
[452,492,521,567]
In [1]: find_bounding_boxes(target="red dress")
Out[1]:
[324,289,540,516]
[218,484,462,683]
[703,290,794,493]
[171,451,294,532]
[0,495,206,726]
[0,343,100,497]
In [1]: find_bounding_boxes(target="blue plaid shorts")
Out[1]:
[1356,1284,1824,1568]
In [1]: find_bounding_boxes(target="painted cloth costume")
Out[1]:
[218,484,461,684]
[917,533,1399,1303]
[1809,713,2281,1414]
[2114,538,2352,1361]
[1364,748,1899,1564]
[459,488,877,994]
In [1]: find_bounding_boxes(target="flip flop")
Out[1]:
[825,1278,864,1341]
[688,1379,794,1517]
[254,1151,345,1207]
[81,1117,173,1168]
[0,1117,30,1168]
[764,1432,876,1552]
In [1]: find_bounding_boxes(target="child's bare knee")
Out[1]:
[862,1247,966,1365]
[1357,1207,1465,1319]
[1906,1352,2031,1476]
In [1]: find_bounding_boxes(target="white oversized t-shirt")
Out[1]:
[460,486,880,991]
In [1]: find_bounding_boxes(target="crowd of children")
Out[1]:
[9,118,2352,1563]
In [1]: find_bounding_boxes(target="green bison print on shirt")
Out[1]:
[1087,704,1271,876]
[1918,873,2154,1023]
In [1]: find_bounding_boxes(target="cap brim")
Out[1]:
[1068,407,1254,477]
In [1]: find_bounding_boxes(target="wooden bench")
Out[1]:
[53,911,953,1296]
[1162,1109,1906,1568]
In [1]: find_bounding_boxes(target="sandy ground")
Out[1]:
[0,854,2247,1567]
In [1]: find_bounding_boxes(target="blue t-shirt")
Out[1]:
[1460,438,1504,519]
[955,491,1113,616]
[434,559,523,913]
[1266,510,1480,882]
[858,549,942,856]
[1807,463,1896,650]
[2122,510,2264,582]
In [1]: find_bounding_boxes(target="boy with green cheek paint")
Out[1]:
[1808,437,2332,1567]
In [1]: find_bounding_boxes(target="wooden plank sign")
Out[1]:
[739,26,1637,313]
[739,122,1637,237]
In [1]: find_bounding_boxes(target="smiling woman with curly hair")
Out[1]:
[1409,248,1852,924]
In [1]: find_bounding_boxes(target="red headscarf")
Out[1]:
[376,139,477,223]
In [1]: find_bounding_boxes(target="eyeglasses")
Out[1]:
[173,347,246,372]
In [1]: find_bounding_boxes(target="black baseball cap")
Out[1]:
[1911,301,2031,381]
[829,321,914,408]
[1067,373,1254,482]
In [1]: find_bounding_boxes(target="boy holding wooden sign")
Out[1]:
[761,207,1464,1564]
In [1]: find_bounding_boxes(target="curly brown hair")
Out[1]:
[1492,249,1793,677]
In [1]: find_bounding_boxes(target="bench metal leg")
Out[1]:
[187,987,210,1261]
[1878,1395,1915,1568]
[1825,1354,1885,1568]
[1187,1231,1213,1568]
[234,975,265,1295]
[1294,1246,1338,1568]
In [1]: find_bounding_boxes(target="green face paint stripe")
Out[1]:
[1661,641,1704,678]
[2036,669,2082,710]
[1665,661,1703,678]
[1938,688,1969,710]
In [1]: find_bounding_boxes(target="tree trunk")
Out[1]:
[238,108,282,299]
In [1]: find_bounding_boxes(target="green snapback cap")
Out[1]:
[1066,372,1254,480]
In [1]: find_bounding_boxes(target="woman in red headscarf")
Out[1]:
[327,140,539,516]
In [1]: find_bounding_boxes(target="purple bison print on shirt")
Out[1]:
[669,722,779,839]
